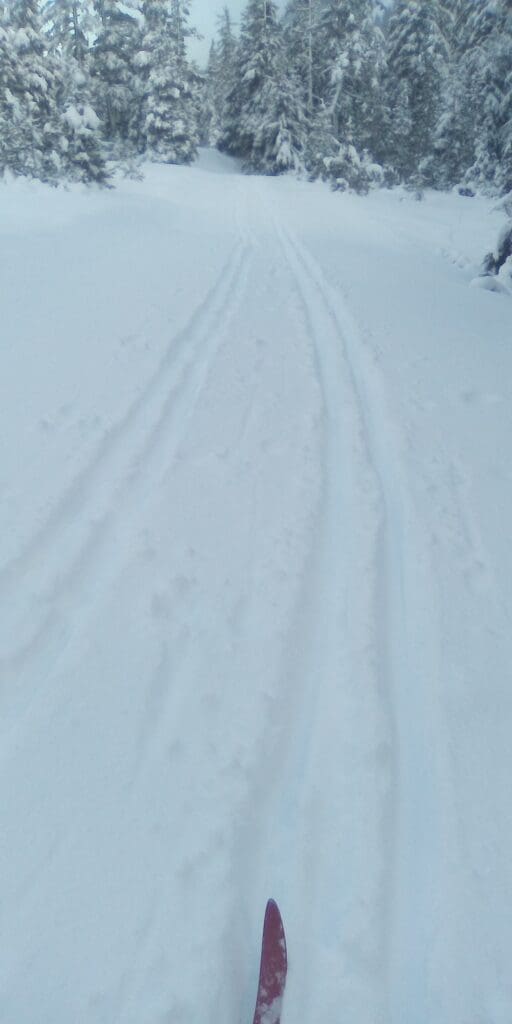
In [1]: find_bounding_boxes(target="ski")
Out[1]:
[252,899,287,1024]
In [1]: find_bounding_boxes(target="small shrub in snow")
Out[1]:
[321,143,384,195]
[61,101,111,185]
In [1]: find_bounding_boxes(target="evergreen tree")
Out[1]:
[385,0,450,181]
[92,0,142,151]
[221,0,306,173]
[0,0,509,193]
[463,0,512,193]
[200,40,222,144]
[43,0,109,183]
[499,2,512,194]
[0,16,19,173]
[216,6,243,157]
[1,0,64,180]
[283,0,322,119]
[428,0,472,188]
[318,0,386,159]
[209,6,238,144]
[60,71,111,183]
[303,100,338,178]
[217,6,238,93]
[44,0,91,62]
[139,0,198,163]
[168,0,199,160]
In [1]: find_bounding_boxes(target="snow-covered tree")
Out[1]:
[303,99,338,177]
[0,0,65,180]
[203,6,238,145]
[138,0,198,163]
[221,0,307,173]
[42,0,109,183]
[424,1,469,188]
[168,0,200,160]
[500,4,512,194]
[60,74,110,183]
[217,5,238,100]
[43,0,92,62]
[92,0,142,150]
[318,0,386,159]
[462,0,512,193]
[283,0,322,118]
[385,0,450,181]
[199,40,221,144]
[0,16,18,173]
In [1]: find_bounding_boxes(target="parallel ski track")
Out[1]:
[0,185,253,732]
[0,172,452,1024]
[251,182,449,1024]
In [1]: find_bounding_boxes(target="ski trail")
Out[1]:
[0,170,327,1024]
[0,238,247,657]
[269,197,452,1024]
[0,203,254,736]
[220,180,392,1024]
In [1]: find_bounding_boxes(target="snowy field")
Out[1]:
[1,150,511,1024]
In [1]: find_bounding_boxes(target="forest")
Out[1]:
[0,0,511,195]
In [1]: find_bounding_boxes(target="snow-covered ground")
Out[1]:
[1,151,511,1024]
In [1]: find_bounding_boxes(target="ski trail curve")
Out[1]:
[267,193,452,1024]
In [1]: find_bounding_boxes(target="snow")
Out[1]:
[63,104,101,131]
[1,151,511,1024]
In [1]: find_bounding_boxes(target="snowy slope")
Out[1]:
[1,152,511,1024]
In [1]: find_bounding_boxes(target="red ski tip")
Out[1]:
[252,899,287,1024]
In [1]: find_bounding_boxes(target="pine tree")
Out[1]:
[499,2,512,194]
[208,6,238,145]
[283,0,322,119]
[1,0,64,180]
[92,0,142,151]
[0,16,19,173]
[199,40,221,144]
[139,0,198,164]
[385,0,450,182]
[303,100,338,178]
[318,0,385,159]
[427,0,472,188]
[43,0,109,183]
[221,0,306,173]
[60,74,111,183]
[168,0,199,161]
[217,6,243,157]
[44,0,91,62]
[462,0,512,193]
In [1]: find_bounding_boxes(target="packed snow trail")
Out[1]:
[1,153,512,1024]
[260,184,448,1024]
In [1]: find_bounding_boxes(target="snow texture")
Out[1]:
[0,150,511,1024]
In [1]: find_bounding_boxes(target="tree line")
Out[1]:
[1,0,511,194]
[0,0,200,185]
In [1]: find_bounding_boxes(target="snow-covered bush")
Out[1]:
[482,222,512,279]
[321,142,385,195]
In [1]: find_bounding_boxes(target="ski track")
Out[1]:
[0,169,325,1024]
[249,180,452,1024]
[225,182,390,1024]
[0,187,251,727]
[2,161,508,1024]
